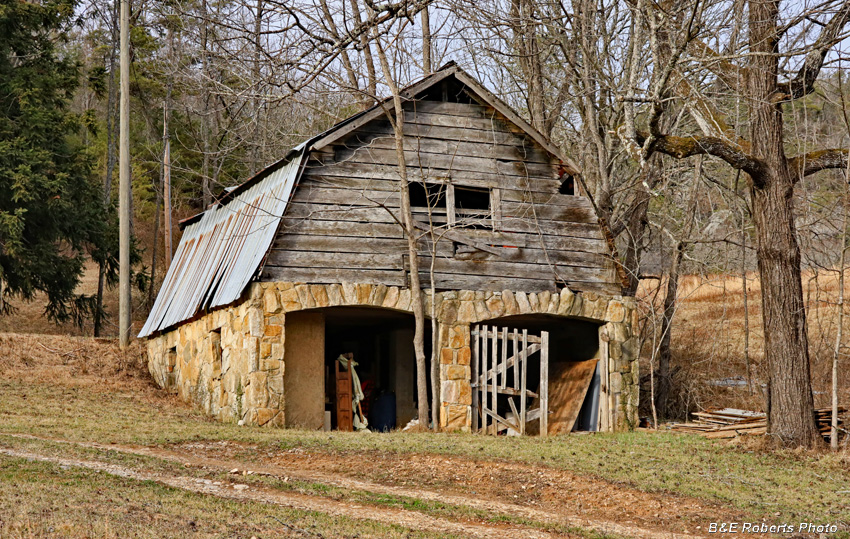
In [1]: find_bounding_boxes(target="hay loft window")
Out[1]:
[409,181,500,232]
[559,175,575,195]
[453,185,498,230]
[409,181,448,225]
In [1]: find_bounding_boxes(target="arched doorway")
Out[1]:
[283,306,433,431]
[472,314,603,435]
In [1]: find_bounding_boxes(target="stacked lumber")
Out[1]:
[816,407,847,438]
[670,407,846,440]
[670,408,766,439]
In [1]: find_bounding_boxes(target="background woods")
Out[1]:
[1,0,848,447]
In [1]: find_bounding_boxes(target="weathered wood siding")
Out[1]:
[262,99,621,295]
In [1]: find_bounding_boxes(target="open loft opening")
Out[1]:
[282,307,433,432]
[413,76,477,103]
[409,181,448,218]
[473,314,602,434]
[558,174,575,196]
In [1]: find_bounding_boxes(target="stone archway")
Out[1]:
[148,281,638,431]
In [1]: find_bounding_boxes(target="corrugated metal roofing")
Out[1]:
[138,145,306,337]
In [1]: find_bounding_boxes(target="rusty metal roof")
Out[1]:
[138,145,306,337]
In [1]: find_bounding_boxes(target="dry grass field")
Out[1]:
[0,258,847,536]
[638,270,850,416]
[0,262,151,338]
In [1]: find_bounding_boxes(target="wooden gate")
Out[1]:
[471,325,549,436]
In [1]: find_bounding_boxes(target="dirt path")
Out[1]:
[0,445,562,539]
[0,432,718,539]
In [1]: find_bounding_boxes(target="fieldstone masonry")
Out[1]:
[148,282,639,431]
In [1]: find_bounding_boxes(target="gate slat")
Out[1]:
[521,329,528,435]
[481,325,488,433]
[485,409,520,433]
[472,325,479,433]
[512,329,519,391]
[500,327,508,390]
[540,330,549,437]
[507,396,519,430]
[490,326,498,435]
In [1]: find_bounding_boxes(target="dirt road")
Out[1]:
[0,432,743,539]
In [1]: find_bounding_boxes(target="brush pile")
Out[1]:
[670,407,846,440]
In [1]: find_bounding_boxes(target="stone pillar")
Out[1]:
[599,297,639,430]
[438,322,472,431]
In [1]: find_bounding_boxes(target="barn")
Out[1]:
[141,63,639,434]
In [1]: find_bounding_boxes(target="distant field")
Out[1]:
[0,262,150,338]
[638,270,850,415]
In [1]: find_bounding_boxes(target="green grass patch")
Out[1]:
[0,435,608,539]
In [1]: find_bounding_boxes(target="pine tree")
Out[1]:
[0,0,117,325]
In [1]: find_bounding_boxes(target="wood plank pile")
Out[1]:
[815,407,846,438]
[670,408,767,438]
[670,407,846,440]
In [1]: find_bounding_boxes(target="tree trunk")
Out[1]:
[372,31,430,428]
[509,0,546,135]
[149,141,162,308]
[348,0,376,106]
[741,208,752,394]
[162,17,173,268]
[833,195,847,450]
[430,256,439,430]
[201,0,212,208]
[750,178,819,446]
[163,115,172,267]
[656,241,682,418]
[421,6,431,75]
[249,0,264,176]
[747,0,819,448]
[620,187,651,295]
[395,117,430,429]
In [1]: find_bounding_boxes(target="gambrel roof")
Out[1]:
[140,63,598,338]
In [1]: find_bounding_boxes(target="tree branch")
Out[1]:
[775,0,850,100]
[687,40,748,90]
[788,149,849,178]
[637,131,767,179]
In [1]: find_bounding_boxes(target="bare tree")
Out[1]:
[370,13,433,428]
[621,0,850,447]
[832,185,848,449]
[655,156,703,416]
[94,0,120,337]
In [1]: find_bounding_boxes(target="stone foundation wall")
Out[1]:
[146,289,284,427]
[147,282,639,431]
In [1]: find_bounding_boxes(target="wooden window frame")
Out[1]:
[450,184,500,232]
[410,180,450,227]
[411,180,502,236]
